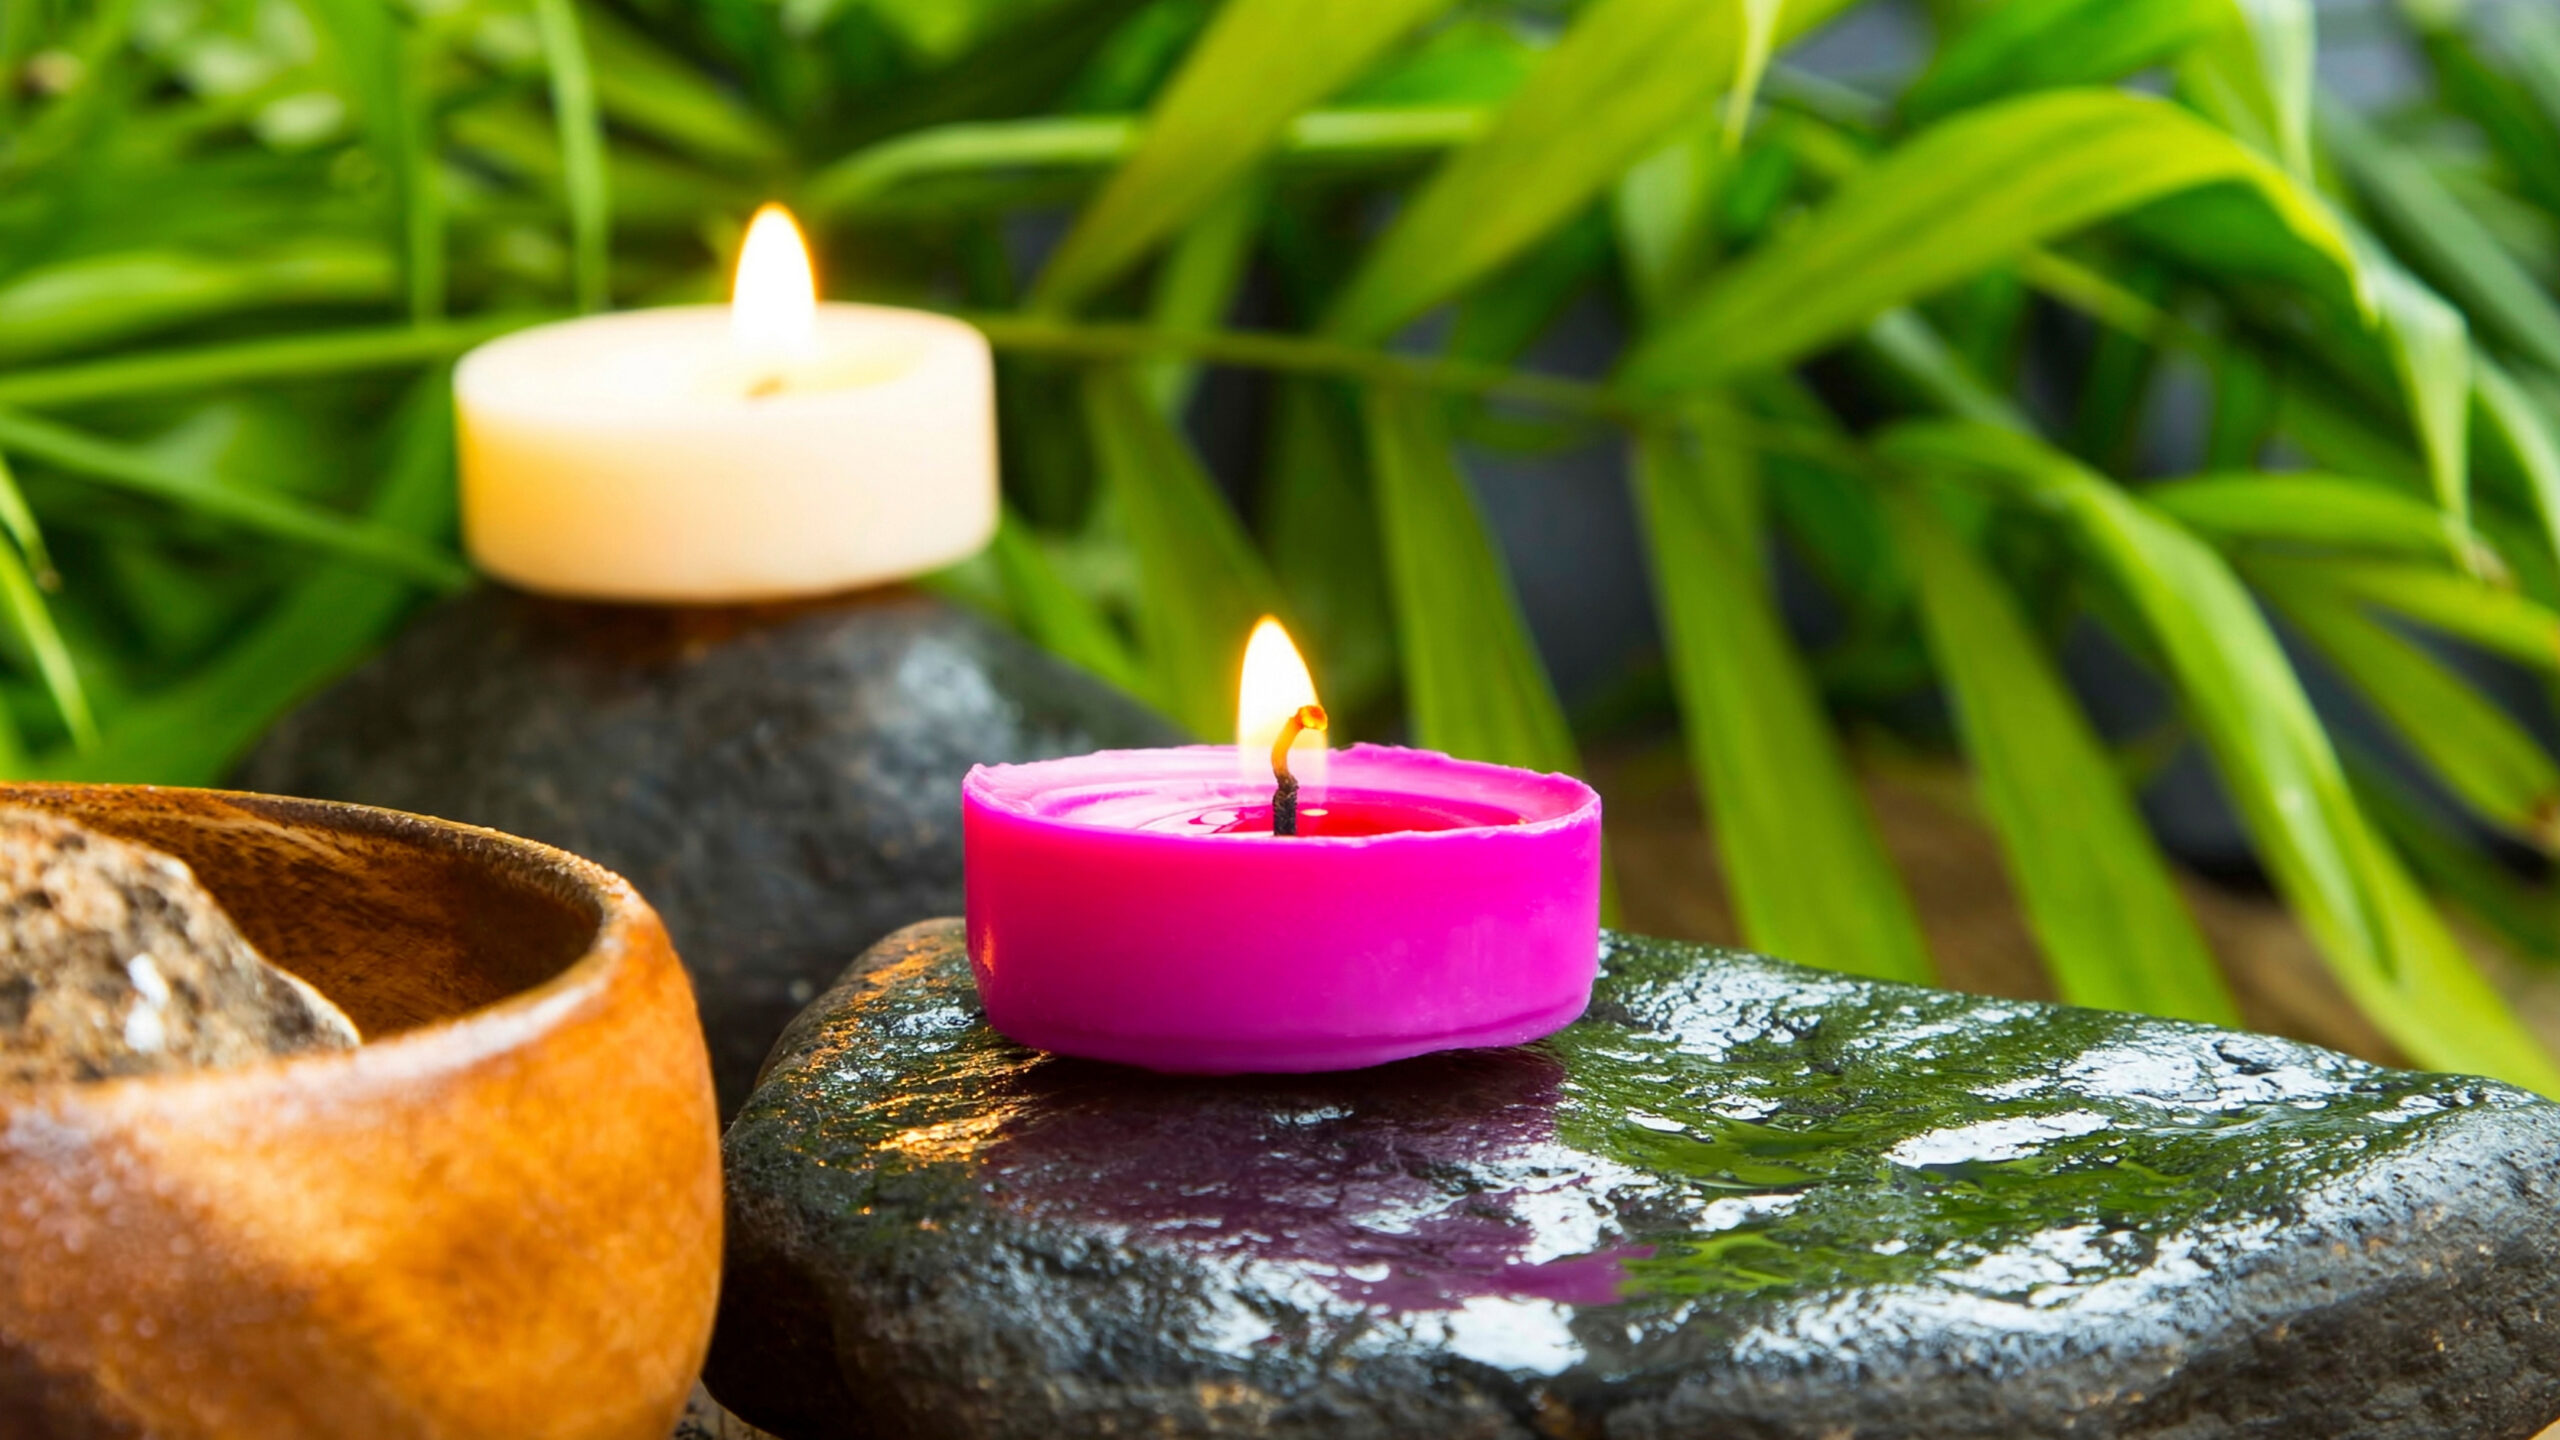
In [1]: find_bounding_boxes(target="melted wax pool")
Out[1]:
[1153,791,1525,837]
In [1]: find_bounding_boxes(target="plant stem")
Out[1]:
[0,303,1865,480]
[969,311,1870,470]
[0,314,553,408]
[962,311,1630,418]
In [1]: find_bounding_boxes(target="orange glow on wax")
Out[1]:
[732,203,819,362]
[1237,617,1326,785]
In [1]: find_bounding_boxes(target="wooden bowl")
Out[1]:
[0,784,721,1439]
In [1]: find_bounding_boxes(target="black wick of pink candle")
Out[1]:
[1270,703,1330,837]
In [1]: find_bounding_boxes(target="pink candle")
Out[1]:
[962,742,1603,1073]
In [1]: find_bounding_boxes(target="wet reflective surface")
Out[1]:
[711,921,2560,1440]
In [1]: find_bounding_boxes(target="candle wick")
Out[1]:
[1270,703,1329,837]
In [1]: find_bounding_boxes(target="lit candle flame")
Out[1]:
[732,203,818,362]
[1238,617,1325,784]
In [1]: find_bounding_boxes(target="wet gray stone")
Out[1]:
[708,919,2560,1440]
[237,588,1179,1114]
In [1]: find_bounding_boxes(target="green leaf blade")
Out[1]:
[1631,412,1932,983]
[2255,555,2560,672]
[2324,101,2560,376]
[0,317,547,411]
[1362,385,1581,778]
[0,538,92,751]
[1143,185,1263,414]
[1264,380,1396,719]
[0,247,397,369]
[576,3,785,167]
[1888,485,2235,1022]
[1327,0,1856,343]
[2477,359,2560,574]
[2266,579,2560,847]
[298,0,442,322]
[2182,0,2316,176]
[2358,250,2472,532]
[1903,0,2225,126]
[2146,472,2480,567]
[531,0,611,315]
[1622,89,2358,394]
[43,378,461,786]
[1723,0,1786,147]
[1081,366,1281,737]
[1034,0,1456,313]
[1884,420,2558,1089]
[982,507,1154,701]
[0,409,470,589]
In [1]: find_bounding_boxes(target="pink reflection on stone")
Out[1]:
[975,1045,1644,1314]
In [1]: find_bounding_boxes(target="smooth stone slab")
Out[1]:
[237,587,1179,1114]
[709,919,2560,1440]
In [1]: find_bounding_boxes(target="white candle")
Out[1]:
[454,206,996,603]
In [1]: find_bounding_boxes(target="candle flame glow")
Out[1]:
[732,203,818,360]
[1238,617,1325,783]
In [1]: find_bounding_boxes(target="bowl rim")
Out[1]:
[0,781,663,1105]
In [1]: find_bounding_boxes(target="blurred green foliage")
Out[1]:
[7,0,2560,1085]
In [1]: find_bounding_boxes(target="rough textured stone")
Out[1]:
[709,919,2560,1440]
[0,807,356,1082]
[673,1383,781,1440]
[237,587,1181,1114]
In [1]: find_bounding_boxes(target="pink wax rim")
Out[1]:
[963,743,1597,841]
[962,744,1605,1075]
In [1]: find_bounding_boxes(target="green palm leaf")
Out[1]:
[1621,88,2359,393]
[2182,0,2314,176]
[0,450,88,752]
[0,247,397,368]
[2146,472,2483,568]
[42,378,458,786]
[1362,384,1579,778]
[982,508,1152,700]
[1904,0,2225,125]
[0,410,469,587]
[1080,366,1280,736]
[299,0,441,321]
[1264,380,1396,719]
[1327,0,1857,342]
[532,0,610,314]
[1633,408,1931,983]
[1034,0,1455,312]
[2252,556,2560,672]
[2263,577,2560,847]
[1885,419,2557,1089]
[2324,101,2560,375]
[2478,358,2560,570]
[1143,186,1262,413]
[2363,253,2473,531]
[1888,483,2232,1020]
